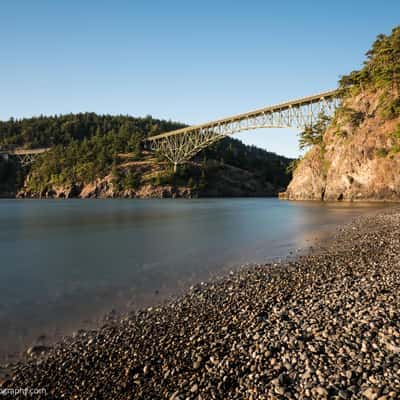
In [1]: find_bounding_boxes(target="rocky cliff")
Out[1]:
[283,89,400,201]
[282,26,400,201]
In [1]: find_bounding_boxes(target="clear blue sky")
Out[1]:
[1,1,399,157]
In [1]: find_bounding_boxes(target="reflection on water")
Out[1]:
[0,198,391,360]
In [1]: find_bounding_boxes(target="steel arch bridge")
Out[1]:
[145,89,340,170]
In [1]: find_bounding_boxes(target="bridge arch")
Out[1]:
[145,89,340,170]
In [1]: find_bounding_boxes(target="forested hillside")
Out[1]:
[0,113,292,198]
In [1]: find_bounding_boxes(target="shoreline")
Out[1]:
[2,194,280,200]
[3,206,400,398]
[1,199,389,368]
[2,193,400,202]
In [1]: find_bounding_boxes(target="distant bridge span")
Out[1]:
[146,89,340,170]
[0,147,50,166]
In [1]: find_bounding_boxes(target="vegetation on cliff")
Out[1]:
[337,25,400,126]
[0,113,292,197]
[337,26,400,151]
[297,26,400,154]
[339,26,400,94]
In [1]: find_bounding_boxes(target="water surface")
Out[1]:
[0,198,391,361]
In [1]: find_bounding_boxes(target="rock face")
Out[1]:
[17,176,195,199]
[283,89,400,201]
[17,164,277,199]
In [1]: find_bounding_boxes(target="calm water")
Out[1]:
[0,198,391,361]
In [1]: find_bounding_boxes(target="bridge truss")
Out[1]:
[145,89,340,170]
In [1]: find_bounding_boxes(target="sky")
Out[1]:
[1,1,399,158]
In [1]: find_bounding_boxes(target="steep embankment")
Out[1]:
[283,26,400,201]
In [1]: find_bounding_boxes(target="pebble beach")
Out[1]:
[3,207,400,399]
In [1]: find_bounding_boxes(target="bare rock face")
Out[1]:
[17,184,83,199]
[79,177,115,199]
[283,89,400,201]
[282,146,326,201]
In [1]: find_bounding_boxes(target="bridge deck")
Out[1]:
[147,89,339,141]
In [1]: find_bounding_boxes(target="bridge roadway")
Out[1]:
[0,148,50,156]
[145,89,340,169]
